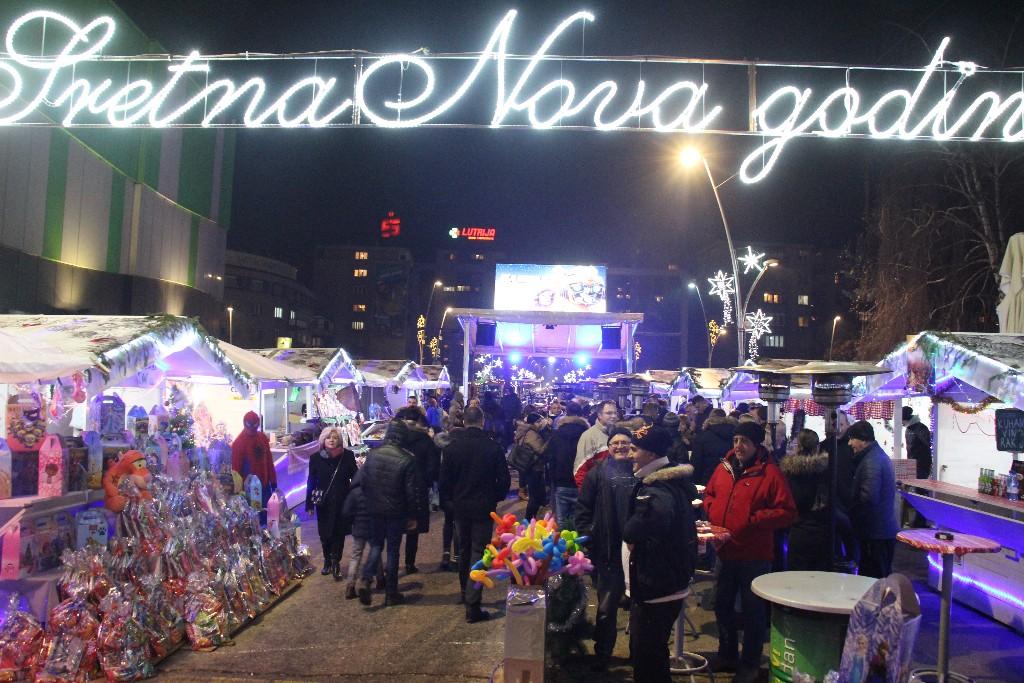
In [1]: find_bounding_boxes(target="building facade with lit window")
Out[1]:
[222,251,318,349]
[422,236,506,382]
[0,1,233,334]
[606,260,690,372]
[313,245,412,359]
[687,242,846,363]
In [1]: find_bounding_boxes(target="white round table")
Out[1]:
[752,571,876,614]
[752,571,876,682]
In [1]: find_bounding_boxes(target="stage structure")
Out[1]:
[451,308,643,391]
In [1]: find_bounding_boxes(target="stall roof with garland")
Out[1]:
[354,359,416,388]
[402,364,452,390]
[856,331,1024,410]
[0,315,252,396]
[252,347,362,392]
[218,342,317,385]
[674,368,731,397]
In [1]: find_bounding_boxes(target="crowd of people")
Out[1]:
[301,390,923,683]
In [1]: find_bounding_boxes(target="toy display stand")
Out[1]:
[0,489,106,621]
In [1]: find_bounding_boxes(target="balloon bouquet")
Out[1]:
[471,512,595,660]
[469,512,593,589]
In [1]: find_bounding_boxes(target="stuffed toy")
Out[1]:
[102,450,153,512]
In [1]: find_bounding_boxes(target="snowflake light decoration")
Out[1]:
[707,270,736,325]
[738,245,766,274]
[744,309,773,360]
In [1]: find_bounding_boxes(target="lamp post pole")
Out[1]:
[688,283,711,367]
[742,260,779,315]
[226,307,233,345]
[700,157,744,366]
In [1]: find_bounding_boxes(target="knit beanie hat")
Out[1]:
[630,424,672,457]
[845,420,875,443]
[661,412,681,430]
[607,426,634,445]
[734,421,766,447]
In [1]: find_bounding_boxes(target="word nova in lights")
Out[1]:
[2,9,1023,183]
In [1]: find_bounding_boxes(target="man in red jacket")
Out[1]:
[703,421,796,683]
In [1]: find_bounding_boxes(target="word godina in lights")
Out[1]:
[3,10,1024,182]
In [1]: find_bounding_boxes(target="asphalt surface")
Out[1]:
[153,498,1024,682]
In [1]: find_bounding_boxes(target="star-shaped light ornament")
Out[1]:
[744,309,773,360]
[738,245,766,274]
[708,271,736,325]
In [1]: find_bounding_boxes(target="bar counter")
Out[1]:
[898,479,1024,633]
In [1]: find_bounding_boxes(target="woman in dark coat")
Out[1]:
[395,408,440,573]
[779,429,836,571]
[305,426,358,580]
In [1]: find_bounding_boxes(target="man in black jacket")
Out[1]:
[354,418,424,607]
[574,427,635,671]
[546,402,590,529]
[622,425,697,683]
[690,410,736,485]
[438,406,512,623]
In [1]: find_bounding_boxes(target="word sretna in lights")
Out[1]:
[2,10,1023,183]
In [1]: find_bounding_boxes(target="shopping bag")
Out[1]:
[836,574,921,683]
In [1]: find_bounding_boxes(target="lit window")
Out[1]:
[290,310,296,321]
[762,292,780,304]
[764,335,785,348]
[798,316,810,328]
[352,304,367,312]
[472,254,485,261]
[667,264,679,272]
[352,321,365,330]
[448,253,456,261]
[655,295,665,303]
[353,269,368,277]
[354,251,369,260]
[273,306,283,319]
[797,295,810,306]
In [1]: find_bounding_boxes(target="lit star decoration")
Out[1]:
[707,271,735,326]
[744,309,772,360]
[738,245,766,274]
[634,341,642,362]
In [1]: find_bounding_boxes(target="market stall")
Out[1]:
[592,370,681,412]
[672,367,731,406]
[854,330,1024,632]
[252,346,362,430]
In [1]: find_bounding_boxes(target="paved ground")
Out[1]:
[155,499,1024,682]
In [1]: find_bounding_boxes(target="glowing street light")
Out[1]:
[226,306,234,344]
[829,315,842,361]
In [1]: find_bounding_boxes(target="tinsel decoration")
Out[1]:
[932,395,1001,415]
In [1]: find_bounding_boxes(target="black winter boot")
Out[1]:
[332,558,344,581]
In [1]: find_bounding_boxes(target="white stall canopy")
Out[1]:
[254,347,362,392]
[219,342,316,388]
[0,315,252,396]
[857,332,1024,410]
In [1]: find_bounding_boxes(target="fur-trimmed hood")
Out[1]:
[642,463,694,484]
[556,415,589,430]
[780,452,829,477]
[703,414,738,430]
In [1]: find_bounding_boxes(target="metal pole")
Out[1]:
[938,553,953,679]
[691,285,711,367]
[742,264,773,316]
[703,158,743,365]
[828,410,839,569]
[829,317,840,361]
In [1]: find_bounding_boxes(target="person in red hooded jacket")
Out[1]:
[231,411,278,514]
[703,421,796,683]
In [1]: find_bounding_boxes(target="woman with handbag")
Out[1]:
[306,426,358,580]
[511,412,551,520]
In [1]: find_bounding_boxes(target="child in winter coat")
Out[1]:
[341,468,383,599]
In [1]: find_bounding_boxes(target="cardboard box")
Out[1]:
[67,447,89,492]
[37,435,66,498]
[0,439,11,499]
[74,509,109,550]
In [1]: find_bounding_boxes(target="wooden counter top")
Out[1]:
[899,478,1024,514]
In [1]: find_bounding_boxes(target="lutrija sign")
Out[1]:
[2,9,1023,182]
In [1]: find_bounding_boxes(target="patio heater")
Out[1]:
[729,366,792,450]
[783,362,890,572]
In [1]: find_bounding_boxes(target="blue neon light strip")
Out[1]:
[927,554,1024,611]
[284,483,307,500]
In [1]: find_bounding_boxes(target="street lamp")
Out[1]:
[420,281,443,364]
[741,259,779,315]
[680,146,744,365]
[226,306,234,344]
[829,316,842,361]
[687,282,712,367]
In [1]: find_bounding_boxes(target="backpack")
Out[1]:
[506,442,537,472]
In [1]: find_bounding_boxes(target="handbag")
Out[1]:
[309,459,340,507]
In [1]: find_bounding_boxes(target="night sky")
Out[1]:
[111,0,1024,277]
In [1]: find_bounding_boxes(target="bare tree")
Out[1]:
[851,146,1024,360]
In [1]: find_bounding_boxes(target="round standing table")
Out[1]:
[897,529,1001,683]
[752,571,876,683]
